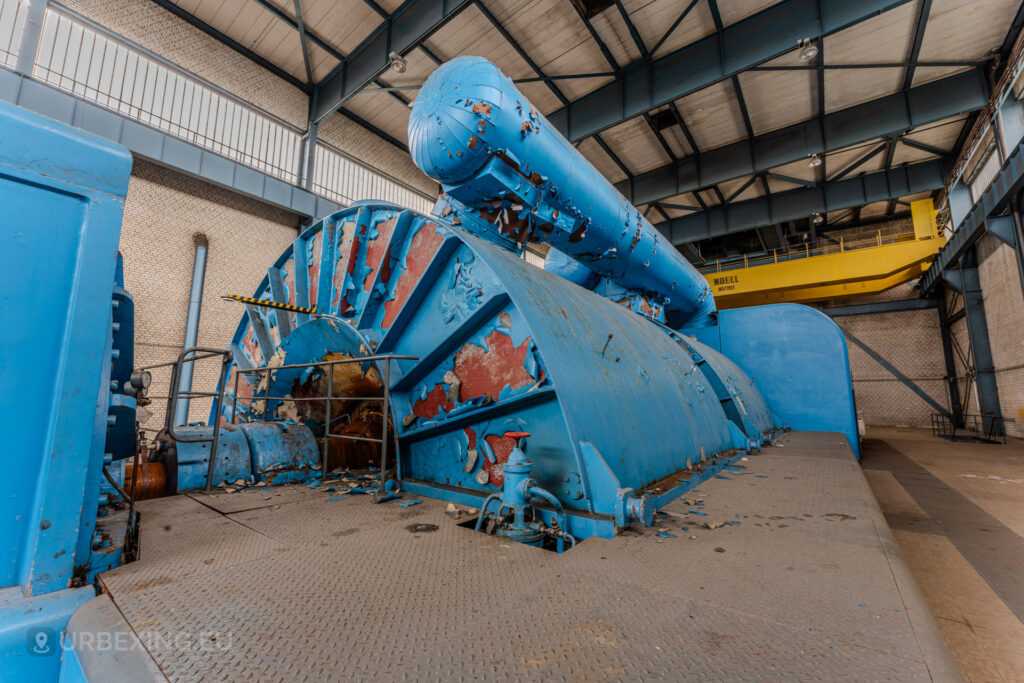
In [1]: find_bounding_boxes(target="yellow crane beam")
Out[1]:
[703,199,944,309]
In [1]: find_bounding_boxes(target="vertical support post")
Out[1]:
[175,234,209,426]
[323,362,333,478]
[299,120,319,191]
[961,249,1004,436]
[15,0,47,76]
[380,358,391,489]
[231,369,240,424]
[203,352,230,492]
[1010,197,1024,303]
[936,286,964,427]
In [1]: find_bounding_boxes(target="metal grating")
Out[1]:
[98,432,956,681]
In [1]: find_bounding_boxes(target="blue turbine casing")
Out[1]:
[215,204,778,539]
[408,56,716,328]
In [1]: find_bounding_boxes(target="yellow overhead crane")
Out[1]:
[702,199,944,309]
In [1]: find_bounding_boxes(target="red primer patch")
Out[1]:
[334,233,361,315]
[454,330,534,403]
[241,325,264,366]
[363,217,396,290]
[382,224,445,328]
[412,384,452,420]
[482,434,516,487]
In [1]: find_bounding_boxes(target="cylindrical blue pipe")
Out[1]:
[175,233,208,426]
[408,56,716,327]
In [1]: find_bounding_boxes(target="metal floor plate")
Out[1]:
[99,433,958,681]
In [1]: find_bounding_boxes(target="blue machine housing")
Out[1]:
[213,61,857,543]
[0,102,133,679]
[408,56,716,328]
[216,203,786,539]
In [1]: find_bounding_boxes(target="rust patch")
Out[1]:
[472,101,492,115]
[453,330,534,402]
[382,223,445,327]
[477,119,488,134]
[468,135,479,150]
[499,312,511,328]
[569,222,588,243]
[241,324,264,367]
[412,384,452,420]
[520,121,533,134]
[482,434,516,487]
[363,217,397,290]
[631,224,642,249]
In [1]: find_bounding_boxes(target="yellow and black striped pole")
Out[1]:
[222,294,317,316]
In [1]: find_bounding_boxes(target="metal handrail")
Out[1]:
[162,346,233,492]
[230,354,418,492]
[699,227,927,274]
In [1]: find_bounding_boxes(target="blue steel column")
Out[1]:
[960,249,1004,436]
[936,287,964,426]
[175,233,209,426]
[14,0,47,76]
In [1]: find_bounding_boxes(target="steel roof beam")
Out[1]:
[547,0,915,142]
[657,159,946,244]
[147,0,309,92]
[313,0,472,122]
[617,69,986,205]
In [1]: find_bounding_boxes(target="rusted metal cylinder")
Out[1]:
[408,56,716,328]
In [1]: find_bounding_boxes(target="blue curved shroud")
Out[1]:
[686,305,860,458]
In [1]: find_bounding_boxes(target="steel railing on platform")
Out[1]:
[228,354,417,496]
[33,6,303,183]
[699,226,922,274]
[0,0,436,212]
[931,413,1006,444]
[0,0,26,67]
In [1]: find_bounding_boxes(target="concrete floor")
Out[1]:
[82,431,957,681]
[862,427,1024,683]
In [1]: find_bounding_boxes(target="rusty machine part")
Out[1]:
[124,459,168,501]
[208,58,857,542]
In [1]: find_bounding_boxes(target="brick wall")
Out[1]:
[826,282,949,428]
[119,159,299,434]
[976,234,1024,438]
[318,115,438,197]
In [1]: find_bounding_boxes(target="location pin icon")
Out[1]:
[34,631,48,653]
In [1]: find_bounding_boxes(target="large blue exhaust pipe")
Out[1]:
[408,56,715,327]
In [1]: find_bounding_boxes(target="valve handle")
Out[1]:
[503,431,530,440]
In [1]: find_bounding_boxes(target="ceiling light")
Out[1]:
[808,153,822,168]
[389,51,407,74]
[812,212,824,225]
[798,37,818,63]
